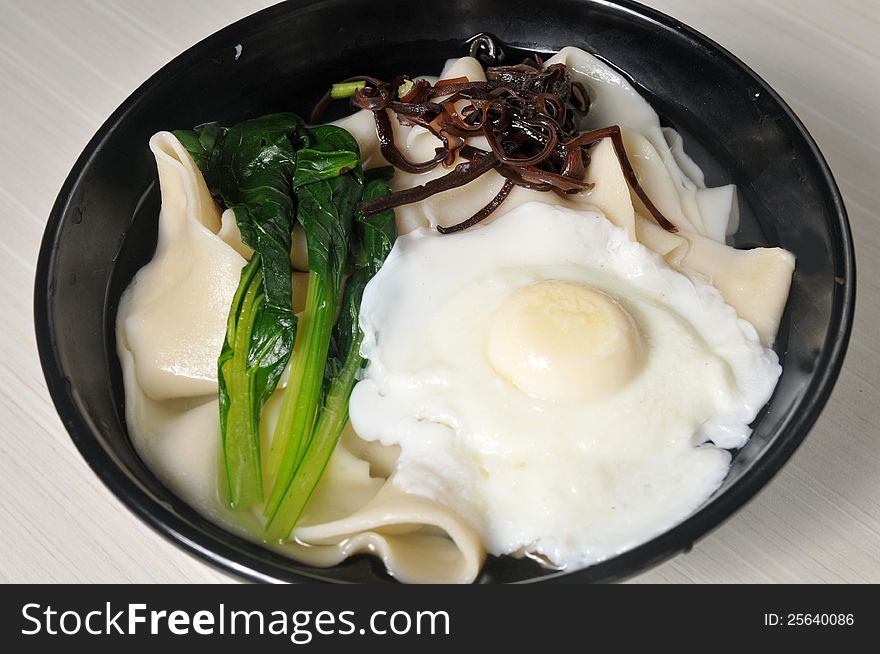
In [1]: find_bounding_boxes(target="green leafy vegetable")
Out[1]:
[264,126,364,530]
[176,113,396,534]
[174,113,308,509]
[263,168,396,540]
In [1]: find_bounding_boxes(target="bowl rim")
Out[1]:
[34,0,856,583]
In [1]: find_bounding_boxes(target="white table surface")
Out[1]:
[1,0,877,584]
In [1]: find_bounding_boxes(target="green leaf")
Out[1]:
[292,125,363,189]
[357,173,398,273]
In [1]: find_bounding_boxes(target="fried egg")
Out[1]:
[349,201,780,569]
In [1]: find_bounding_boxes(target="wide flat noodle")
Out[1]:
[546,47,732,240]
[637,214,795,345]
[269,405,484,583]
[218,208,253,260]
[292,459,485,584]
[122,133,246,400]
[614,129,738,243]
[675,233,795,345]
[117,133,485,583]
[584,137,636,239]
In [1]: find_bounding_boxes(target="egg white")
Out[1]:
[349,201,780,569]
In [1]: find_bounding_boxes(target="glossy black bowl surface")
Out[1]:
[35,0,854,583]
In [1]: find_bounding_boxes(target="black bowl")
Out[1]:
[34,0,855,583]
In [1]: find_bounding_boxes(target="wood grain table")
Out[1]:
[1,0,877,583]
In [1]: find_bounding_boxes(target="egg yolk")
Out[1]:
[487,280,645,403]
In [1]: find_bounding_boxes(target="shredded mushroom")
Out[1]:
[314,54,677,234]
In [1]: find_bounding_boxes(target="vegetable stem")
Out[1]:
[220,255,264,508]
[263,322,362,540]
[267,271,318,472]
[330,80,366,99]
[265,271,335,518]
